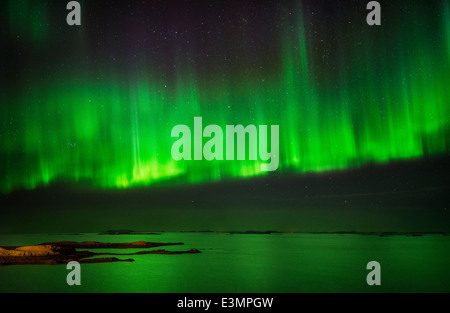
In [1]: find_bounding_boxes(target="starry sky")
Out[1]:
[0,0,449,232]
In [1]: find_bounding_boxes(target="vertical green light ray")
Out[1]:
[8,0,49,44]
[444,0,450,61]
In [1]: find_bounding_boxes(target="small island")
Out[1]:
[0,240,200,266]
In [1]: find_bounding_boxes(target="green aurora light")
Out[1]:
[1,1,449,193]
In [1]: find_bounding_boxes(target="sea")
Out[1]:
[0,232,449,293]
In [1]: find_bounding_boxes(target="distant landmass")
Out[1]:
[98,230,162,235]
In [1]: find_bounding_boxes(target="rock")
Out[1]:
[16,245,62,256]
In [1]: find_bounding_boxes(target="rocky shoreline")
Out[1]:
[0,241,201,266]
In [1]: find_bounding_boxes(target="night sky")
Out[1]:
[1,0,449,233]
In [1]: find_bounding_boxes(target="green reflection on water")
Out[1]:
[0,233,449,292]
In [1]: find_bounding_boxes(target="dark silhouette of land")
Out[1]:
[0,241,201,266]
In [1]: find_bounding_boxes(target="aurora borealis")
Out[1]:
[1,0,450,194]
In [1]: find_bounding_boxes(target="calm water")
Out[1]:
[1,233,449,293]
